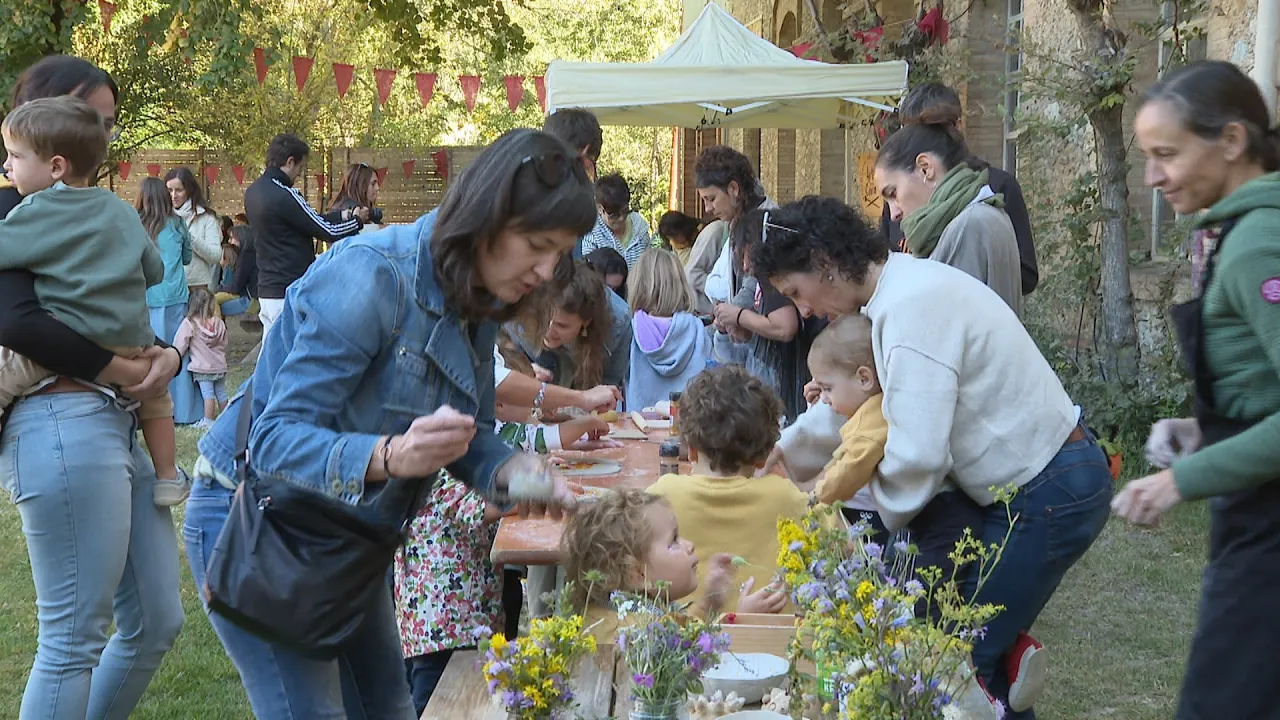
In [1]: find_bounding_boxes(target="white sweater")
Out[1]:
[866,253,1076,531]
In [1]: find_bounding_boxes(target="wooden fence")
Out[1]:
[105,146,485,223]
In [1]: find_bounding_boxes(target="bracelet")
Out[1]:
[531,382,547,422]
[736,307,745,325]
[381,437,395,479]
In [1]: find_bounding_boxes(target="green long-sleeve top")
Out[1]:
[1174,173,1280,500]
[0,182,162,348]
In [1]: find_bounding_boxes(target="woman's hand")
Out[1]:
[759,447,790,479]
[122,346,182,399]
[575,384,622,412]
[737,576,788,614]
[388,406,477,478]
[1145,418,1202,469]
[713,302,742,331]
[532,364,554,383]
[1112,469,1183,526]
[502,455,577,520]
[96,354,152,389]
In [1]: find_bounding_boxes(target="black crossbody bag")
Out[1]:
[203,382,426,659]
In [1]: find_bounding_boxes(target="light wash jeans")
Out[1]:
[0,391,184,720]
[183,474,416,719]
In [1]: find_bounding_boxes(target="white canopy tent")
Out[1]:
[545,2,908,129]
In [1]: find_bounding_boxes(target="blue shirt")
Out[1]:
[199,210,514,506]
[146,217,192,309]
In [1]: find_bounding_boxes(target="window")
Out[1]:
[1003,0,1024,173]
[1150,1,1207,257]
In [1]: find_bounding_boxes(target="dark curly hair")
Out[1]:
[694,145,765,213]
[681,365,783,474]
[750,195,888,286]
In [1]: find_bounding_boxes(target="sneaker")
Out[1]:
[1005,631,1047,712]
[154,466,192,507]
[193,418,215,431]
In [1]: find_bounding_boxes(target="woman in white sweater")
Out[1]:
[751,196,1113,720]
[165,167,223,292]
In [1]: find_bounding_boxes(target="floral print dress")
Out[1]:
[394,473,505,658]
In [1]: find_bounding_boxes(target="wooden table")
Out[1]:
[491,418,686,567]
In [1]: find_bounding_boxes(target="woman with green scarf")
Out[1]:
[873,121,1023,316]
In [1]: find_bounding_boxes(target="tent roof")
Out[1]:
[546,2,907,129]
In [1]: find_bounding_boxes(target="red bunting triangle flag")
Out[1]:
[414,73,437,108]
[533,76,547,111]
[431,149,449,182]
[98,0,117,33]
[503,75,525,112]
[333,63,355,99]
[116,161,131,181]
[147,164,162,177]
[374,167,389,185]
[292,56,313,92]
[402,160,416,179]
[459,75,481,113]
[315,173,326,192]
[373,69,396,107]
[252,48,269,86]
[204,165,220,185]
[232,165,246,184]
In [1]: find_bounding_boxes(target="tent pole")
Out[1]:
[843,125,851,205]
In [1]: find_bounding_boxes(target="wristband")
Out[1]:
[381,437,395,479]
[736,307,745,325]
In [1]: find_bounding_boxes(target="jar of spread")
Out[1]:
[659,440,681,476]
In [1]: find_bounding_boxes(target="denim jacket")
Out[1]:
[198,210,514,504]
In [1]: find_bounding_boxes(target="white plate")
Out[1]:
[702,653,790,705]
[555,458,622,477]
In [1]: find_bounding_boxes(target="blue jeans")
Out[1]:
[0,392,184,720]
[406,649,457,716]
[220,295,251,317]
[968,435,1113,719]
[183,476,416,719]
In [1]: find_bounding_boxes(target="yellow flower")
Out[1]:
[855,581,874,602]
[490,634,508,652]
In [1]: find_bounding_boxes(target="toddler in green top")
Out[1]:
[0,96,187,506]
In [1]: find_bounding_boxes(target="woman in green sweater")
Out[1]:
[1115,61,1280,719]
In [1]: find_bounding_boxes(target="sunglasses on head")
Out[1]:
[761,210,798,245]
[519,152,573,188]
[603,206,630,220]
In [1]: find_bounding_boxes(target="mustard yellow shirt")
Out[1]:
[814,393,888,506]
[647,472,810,612]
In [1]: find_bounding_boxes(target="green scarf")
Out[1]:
[900,164,1004,257]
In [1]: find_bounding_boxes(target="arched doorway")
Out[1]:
[821,0,842,34]
[777,11,798,49]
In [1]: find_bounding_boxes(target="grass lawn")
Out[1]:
[0,328,1210,717]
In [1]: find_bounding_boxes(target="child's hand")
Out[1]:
[560,416,609,445]
[701,553,738,613]
[737,576,788,614]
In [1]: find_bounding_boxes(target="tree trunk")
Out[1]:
[1069,0,1140,383]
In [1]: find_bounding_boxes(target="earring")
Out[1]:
[826,274,835,282]
[580,327,588,338]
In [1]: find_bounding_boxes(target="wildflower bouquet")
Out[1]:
[476,615,597,720]
[611,589,732,718]
[778,498,1014,720]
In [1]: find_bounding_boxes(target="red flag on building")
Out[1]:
[232,165,246,185]
[414,73,437,107]
[98,0,117,33]
[373,69,397,106]
[116,161,131,181]
[147,164,162,177]
[292,56,313,92]
[204,166,220,185]
[374,167,388,185]
[503,75,525,112]
[402,160,416,179]
[459,75,481,113]
[431,149,449,182]
[533,76,547,111]
[315,173,326,193]
[252,48,269,86]
[333,63,355,99]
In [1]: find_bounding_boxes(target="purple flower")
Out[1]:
[488,678,500,693]
[904,579,924,596]
[501,690,523,709]
[616,633,628,652]
[471,625,493,640]
[788,540,804,552]
[864,542,883,559]
[697,633,715,654]
[633,672,655,689]
[909,673,924,695]
[893,539,910,555]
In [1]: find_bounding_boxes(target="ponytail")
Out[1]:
[876,121,970,173]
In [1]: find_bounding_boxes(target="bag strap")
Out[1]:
[235,381,254,483]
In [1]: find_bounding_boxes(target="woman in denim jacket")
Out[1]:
[183,129,597,719]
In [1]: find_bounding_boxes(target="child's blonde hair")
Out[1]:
[809,313,875,376]
[561,489,669,610]
[627,249,696,317]
[186,288,217,322]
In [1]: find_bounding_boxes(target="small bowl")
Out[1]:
[718,711,790,720]
[701,652,789,705]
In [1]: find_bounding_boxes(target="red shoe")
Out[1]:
[1005,632,1048,712]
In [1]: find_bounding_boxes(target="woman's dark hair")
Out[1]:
[551,265,612,388]
[331,163,379,210]
[163,166,211,213]
[432,128,596,322]
[585,247,628,296]
[543,108,603,163]
[750,195,888,285]
[135,177,175,241]
[220,214,233,241]
[266,133,310,169]
[695,145,765,215]
[657,210,701,247]
[876,121,971,174]
[229,223,253,250]
[595,174,631,215]
[729,208,766,276]
[1143,60,1280,172]
[11,55,119,108]
[899,82,962,127]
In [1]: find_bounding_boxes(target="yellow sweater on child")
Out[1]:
[814,393,888,506]
[647,472,809,612]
